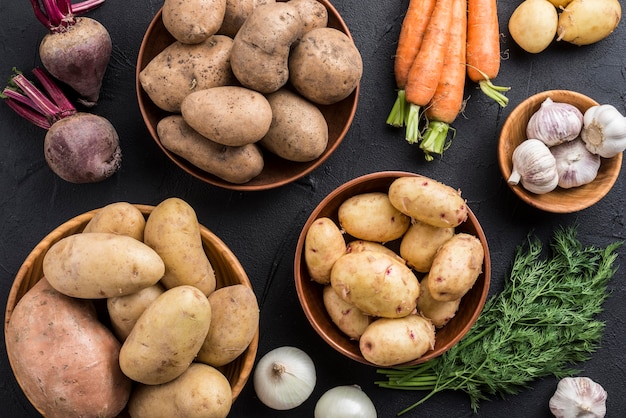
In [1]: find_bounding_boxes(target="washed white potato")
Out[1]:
[338,192,410,242]
[399,220,454,273]
[417,274,461,328]
[304,217,346,285]
[509,0,558,53]
[557,0,621,45]
[346,240,405,264]
[323,285,371,340]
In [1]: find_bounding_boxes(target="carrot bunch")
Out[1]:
[386,0,510,161]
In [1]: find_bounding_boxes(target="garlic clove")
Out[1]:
[508,138,559,194]
[581,104,626,158]
[526,97,584,147]
[549,377,607,418]
[550,137,601,188]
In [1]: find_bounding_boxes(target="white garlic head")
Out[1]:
[549,377,607,418]
[508,138,559,194]
[550,137,601,188]
[581,104,626,158]
[526,98,584,147]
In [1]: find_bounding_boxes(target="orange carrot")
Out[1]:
[404,0,454,144]
[420,0,467,161]
[386,0,437,127]
[466,0,510,106]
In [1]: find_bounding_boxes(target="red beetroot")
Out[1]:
[2,68,121,183]
[30,0,112,107]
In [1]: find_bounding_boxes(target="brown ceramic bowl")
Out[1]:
[136,1,359,191]
[4,204,258,416]
[294,171,491,367]
[498,90,622,213]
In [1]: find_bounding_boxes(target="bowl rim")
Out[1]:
[294,171,491,366]
[135,0,359,192]
[4,204,258,410]
[498,89,623,213]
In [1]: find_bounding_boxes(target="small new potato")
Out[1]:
[119,285,212,385]
[158,115,264,184]
[196,284,260,367]
[338,192,411,242]
[107,284,165,341]
[162,0,227,44]
[323,285,372,340]
[181,86,273,147]
[428,233,484,302]
[388,176,468,228]
[260,88,329,162]
[144,197,216,295]
[330,250,420,318]
[289,27,363,105]
[359,314,435,366]
[400,220,454,273]
[42,232,165,299]
[139,35,235,113]
[83,201,146,241]
[417,274,461,328]
[128,363,232,418]
[304,217,346,285]
[509,0,558,53]
[557,0,622,46]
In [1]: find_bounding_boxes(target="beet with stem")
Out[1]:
[30,0,112,107]
[2,68,122,183]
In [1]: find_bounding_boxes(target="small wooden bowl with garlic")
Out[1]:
[498,90,623,213]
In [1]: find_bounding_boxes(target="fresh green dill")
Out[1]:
[376,226,621,415]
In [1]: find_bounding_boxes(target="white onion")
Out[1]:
[253,346,316,410]
[314,385,377,418]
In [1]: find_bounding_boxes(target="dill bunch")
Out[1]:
[376,226,621,415]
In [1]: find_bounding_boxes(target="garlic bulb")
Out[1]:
[581,104,626,158]
[508,138,559,194]
[550,137,600,188]
[526,98,583,147]
[549,377,607,418]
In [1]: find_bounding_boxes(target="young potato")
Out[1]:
[289,27,363,105]
[428,233,484,302]
[42,232,165,299]
[158,115,264,184]
[162,0,227,44]
[139,35,235,113]
[230,2,303,93]
[557,0,621,45]
[330,250,420,318]
[400,220,454,273]
[289,0,328,33]
[346,240,405,264]
[259,88,329,162]
[181,86,273,146]
[359,314,435,366]
[218,0,276,38]
[196,284,259,367]
[417,274,462,328]
[338,192,411,243]
[304,217,346,285]
[107,284,165,341]
[128,363,232,418]
[119,285,212,385]
[144,197,216,296]
[6,279,131,418]
[323,285,372,340]
[83,201,146,241]
[388,176,468,228]
[508,0,558,54]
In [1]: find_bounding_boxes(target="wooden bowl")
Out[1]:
[4,204,258,416]
[498,90,622,213]
[294,171,491,367]
[136,1,359,191]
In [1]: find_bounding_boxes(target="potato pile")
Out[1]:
[6,198,259,418]
[304,176,485,367]
[140,0,363,184]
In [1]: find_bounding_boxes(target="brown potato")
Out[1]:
[400,220,454,273]
[289,0,328,33]
[139,35,235,112]
[338,192,410,242]
[417,274,461,328]
[304,217,346,284]
[218,0,276,38]
[323,285,372,340]
[162,0,227,44]
[260,88,328,162]
[158,115,264,184]
[289,27,362,105]
[83,201,146,241]
[107,284,165,341]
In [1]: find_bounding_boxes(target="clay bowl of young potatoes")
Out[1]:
[498,90,623,213]
[4,199,259,418]
[136,0,361,191]
[294,171,491,367]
